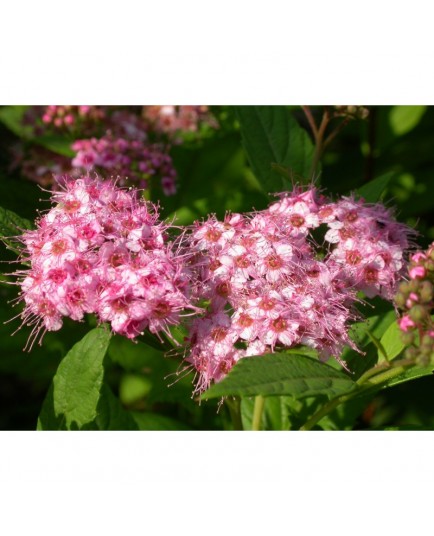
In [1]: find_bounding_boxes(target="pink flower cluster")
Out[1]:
[395,244,434,364]
[322,195,411,300]
[16,176,193,348]
[17,107,179,194]
[71,136,177,195]
[15,106,220,194]
[23,105,105,135]
[9,145,74,188]
[143,105,217,138]
[41,105,105,128]
[185,187,413,392]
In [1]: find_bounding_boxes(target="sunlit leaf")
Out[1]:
[202,353,356,399]
[37,327,112,430]
[379,319,405,362]
[389,105,426,136]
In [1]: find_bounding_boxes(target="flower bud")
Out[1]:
[426,260,434,272]
[401,332,414,345]
[405,346,418,360]
[417,354,431,367]
[398,281,410,295]
[409,265,427,279]
[420,344,433,357]
[394,292,407,307]
[420,281,433,303]
[399,315,416,331]
[411,252,427,263]
[409,305,427,322]
[409,279,420,292]
[421,334,434,346]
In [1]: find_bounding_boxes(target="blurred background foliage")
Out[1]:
[1,105,434,430]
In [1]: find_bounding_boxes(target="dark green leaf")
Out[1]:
[0,205,32,255]
[355,171,395,203]
[234,106,315,192]
[36,135,75,157]
[107,335,195,409]
[37,327,112,430]
[202,353,356,399]
[0,106,31,137]
[383,425,430,431]
[108,335,164,371]
[317,393,375,431]
[119,373,152,405]
[131,411,190,430]
[377,364,434,391]
[0,105,74,157]
[93,385,139,431]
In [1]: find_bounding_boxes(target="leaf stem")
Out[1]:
[252,395,265,431]
[300,393,351,431]
[300,358,417,431]
[323,117,351,149]
[365,329,388,360]
[301,106,319,138]
[309,108,330,178]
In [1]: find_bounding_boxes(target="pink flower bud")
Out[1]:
[411,252,427,263]
[399,315,416,332]
[409,266,426,279]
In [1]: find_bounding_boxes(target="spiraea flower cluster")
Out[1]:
[17,106,179,195]
[15,175,194,348]
[185,187,413,392]
[322,195,411,300]
[395,244,434,364]
[23,105,106,135]
[9,145,74,187]
[142,105,217,139]
[72,136,177,195]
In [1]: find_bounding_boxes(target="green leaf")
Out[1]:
[93,385,139,431]
[0,105,74,157]
[36,135,75,157]
[37,327,112,430]
[377,363,434,391]
[234,106,315,192]
[0,106,31,137]
[202,353,356,400]
[119,373,152,405]
[0,205,32,255]
[355,171,394,203]
[383,425,430,431]
[107,335,196,409]
[108,335,164,371]
[379,319,405,362]
[241,395,293,431]
[389,106,426,136]
[263,396,294,431]
[131,411,190,430]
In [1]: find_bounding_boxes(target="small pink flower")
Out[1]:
[411,252,427,263]
[399,315,416,332]
[409,265,426,279]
